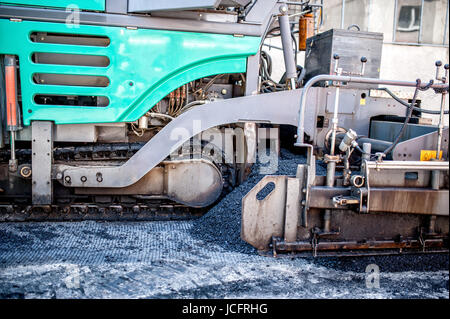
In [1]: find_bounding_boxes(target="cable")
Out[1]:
[382,79,425,156]
[380,87,449,115]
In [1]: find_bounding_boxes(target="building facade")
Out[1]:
[265,0,449,124]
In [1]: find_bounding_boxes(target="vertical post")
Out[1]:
[284,177,302,242]
[32,121,53,205]
[243,53,261,177]
[362,143,372,161]
[323,54,343,233]
[393,0,398,42]
[443,2,449,45]
[279,3,297,90]
[435,63,448,161]
[418,0,424,43]
[340,0,345,29]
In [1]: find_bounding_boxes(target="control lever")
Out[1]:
[333,54,341,75]
[360,56,367,76]
[435,60,448,83]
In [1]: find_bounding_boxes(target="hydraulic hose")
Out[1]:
[380,87,449,115]
[381,79,423,156]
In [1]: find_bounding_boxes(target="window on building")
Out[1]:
[311,0,448,46]
[394,0,449,45]
[395,0,422,43]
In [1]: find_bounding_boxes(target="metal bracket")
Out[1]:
[32,121,53,205]
[332,195,360,207]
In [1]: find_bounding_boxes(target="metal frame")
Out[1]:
[0,3,275,36]
[58,89,303,188]
[31,121,53,205]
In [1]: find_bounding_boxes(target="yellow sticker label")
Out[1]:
[360,98,366,105]
[420,150,443,161]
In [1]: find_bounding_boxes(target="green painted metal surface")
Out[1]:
[0,0,105,11]
[0,19,260,125]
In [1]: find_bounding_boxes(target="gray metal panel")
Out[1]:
[151,10,238,23]
[393,128,449,161]
[221,0,252,6]
[32,121,53,205]
[0,5,263,36]
[105,0,128,14]
[244,0,278,23]
[245,53,260,96]
[370,121,438,143]
[16,123,127,143]
[303,87,407,147]
[128,0,222,12]
[305,29,383,88]
[325,90,357,114]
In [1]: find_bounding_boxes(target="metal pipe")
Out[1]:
[340,0,345,29]
[436,93,446,160]
[364,160,449,170]
[10,131,16,161]
[324,153,338,233]
[431,63,448,193]
[295,74,449,145]
[362,142,372,161]
[435,64,448,159]
[393,0,398,42]
[329,86,340,155]
[279,4,298,89]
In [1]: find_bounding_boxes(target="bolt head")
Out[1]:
[279,4,288,14]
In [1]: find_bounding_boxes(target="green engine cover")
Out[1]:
[0,19,260,125]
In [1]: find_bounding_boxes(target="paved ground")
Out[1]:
[0,150,448,299]
[0,221,448,299]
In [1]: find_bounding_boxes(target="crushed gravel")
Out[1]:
[0,148,448,299]
[190,149,315,254]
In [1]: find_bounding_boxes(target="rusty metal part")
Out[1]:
[298,13,314,51]
[19,165,32,178]
[367,188,448,215]
[272,236,448,255]
[306,186,449,215]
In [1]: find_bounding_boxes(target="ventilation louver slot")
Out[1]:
[33,73,109,87]
[34,94,109,107]
[30,32,110,47]
[32,53,110,67]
